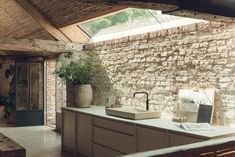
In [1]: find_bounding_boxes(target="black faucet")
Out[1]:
[133,92,149,110]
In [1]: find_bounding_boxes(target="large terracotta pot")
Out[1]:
[74,84,93,108]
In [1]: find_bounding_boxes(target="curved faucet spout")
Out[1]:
[133,92,149,110]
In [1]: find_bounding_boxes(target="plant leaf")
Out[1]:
[5,69,11,78]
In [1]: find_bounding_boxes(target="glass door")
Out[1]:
[15,61,44,126]
[16,63,30,110]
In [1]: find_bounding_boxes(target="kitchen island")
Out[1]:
[62,106,235,157]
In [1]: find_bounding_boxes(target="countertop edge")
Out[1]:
[62,106,235,140]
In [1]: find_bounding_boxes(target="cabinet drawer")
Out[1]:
[93,117,135,135]
[77,114,92,157]
[93,126,136,153]
[62,110,76,152]
[93,144,123,157]
[137,126,168,152]
[169,133,203,147]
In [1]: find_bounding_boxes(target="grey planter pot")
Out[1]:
[74,84,93,108]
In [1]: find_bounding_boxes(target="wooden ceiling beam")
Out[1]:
[77,0,179,12]
[59,6,127,27]
[0,37,84,54]
[79,0,235,20]
[59,25,91,43]
[15,0,71,42]
[59,9,129,43]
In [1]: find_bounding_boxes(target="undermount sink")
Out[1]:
[106,107,161,120]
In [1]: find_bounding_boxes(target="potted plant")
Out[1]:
[55,52,97,108]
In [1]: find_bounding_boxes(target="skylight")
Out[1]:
[78,8,206,42]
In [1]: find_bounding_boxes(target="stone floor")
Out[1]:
[0,126,69,157]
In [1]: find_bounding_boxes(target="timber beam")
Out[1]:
[80,0,235,21]
[15,0,71,42]
[0,38,84,54]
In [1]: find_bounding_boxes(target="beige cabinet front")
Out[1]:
[62,110,76,152]
[62,109,92,156]
[93,117,136,156]
[62,109,207,157]
[137,126,169,152]
[93,144,123,157]
[169,132,203,147]
[77,114,92,157]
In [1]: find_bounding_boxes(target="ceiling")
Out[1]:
[29,0,127,28]
[0,0,54,40]
[0,0,235,56]
[1,0,235,40]
[29,0,235,28]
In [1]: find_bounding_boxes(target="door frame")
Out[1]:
[15,59,44,126]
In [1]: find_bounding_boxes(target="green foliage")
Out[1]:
[55,52,98,85]
[0,94,16,119]
[79,8,182,38]
[80,8,151,36]
[108,11,129,25]
[0,57,16,119]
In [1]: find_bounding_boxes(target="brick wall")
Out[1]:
[46,59,56,126]
[89,21,235,125]
[46,58,67,128]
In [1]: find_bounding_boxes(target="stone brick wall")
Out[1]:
[46,59,56,126]
[90,21,235,125]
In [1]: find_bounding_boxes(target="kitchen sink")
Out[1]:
[106,107,161,120]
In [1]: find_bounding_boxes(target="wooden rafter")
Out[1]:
[0,37,84,54]
[79,0,235,21]
[15,0,71,42]
[78,0,179,12]
[59,25,91,43]
[58,6,128,43]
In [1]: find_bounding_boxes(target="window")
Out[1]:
[78,8,205,42]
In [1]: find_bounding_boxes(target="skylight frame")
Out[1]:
[77,8,206,42]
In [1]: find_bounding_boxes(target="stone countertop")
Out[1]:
[62,106,235,139]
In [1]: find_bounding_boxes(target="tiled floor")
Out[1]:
[0,126,69,157]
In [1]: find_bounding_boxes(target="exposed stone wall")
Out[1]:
[46,59,67,128]
[46,59,56,126]
[90,22,235,125]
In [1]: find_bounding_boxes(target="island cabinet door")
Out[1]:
[62,109,76,153]
[76,113,92,157]
[93,143,123,157]
[136,126,169,152]
[93,117,136,156]
[169,132,203,147]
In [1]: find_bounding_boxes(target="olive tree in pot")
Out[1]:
[55,52,97,108]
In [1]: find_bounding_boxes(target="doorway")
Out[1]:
[15,61,44,126]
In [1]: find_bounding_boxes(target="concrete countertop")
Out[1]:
[62,105,235,140]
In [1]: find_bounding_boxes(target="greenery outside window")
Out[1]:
[78,8,205,42]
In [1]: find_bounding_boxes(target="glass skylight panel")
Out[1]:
[78,8,205,42]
